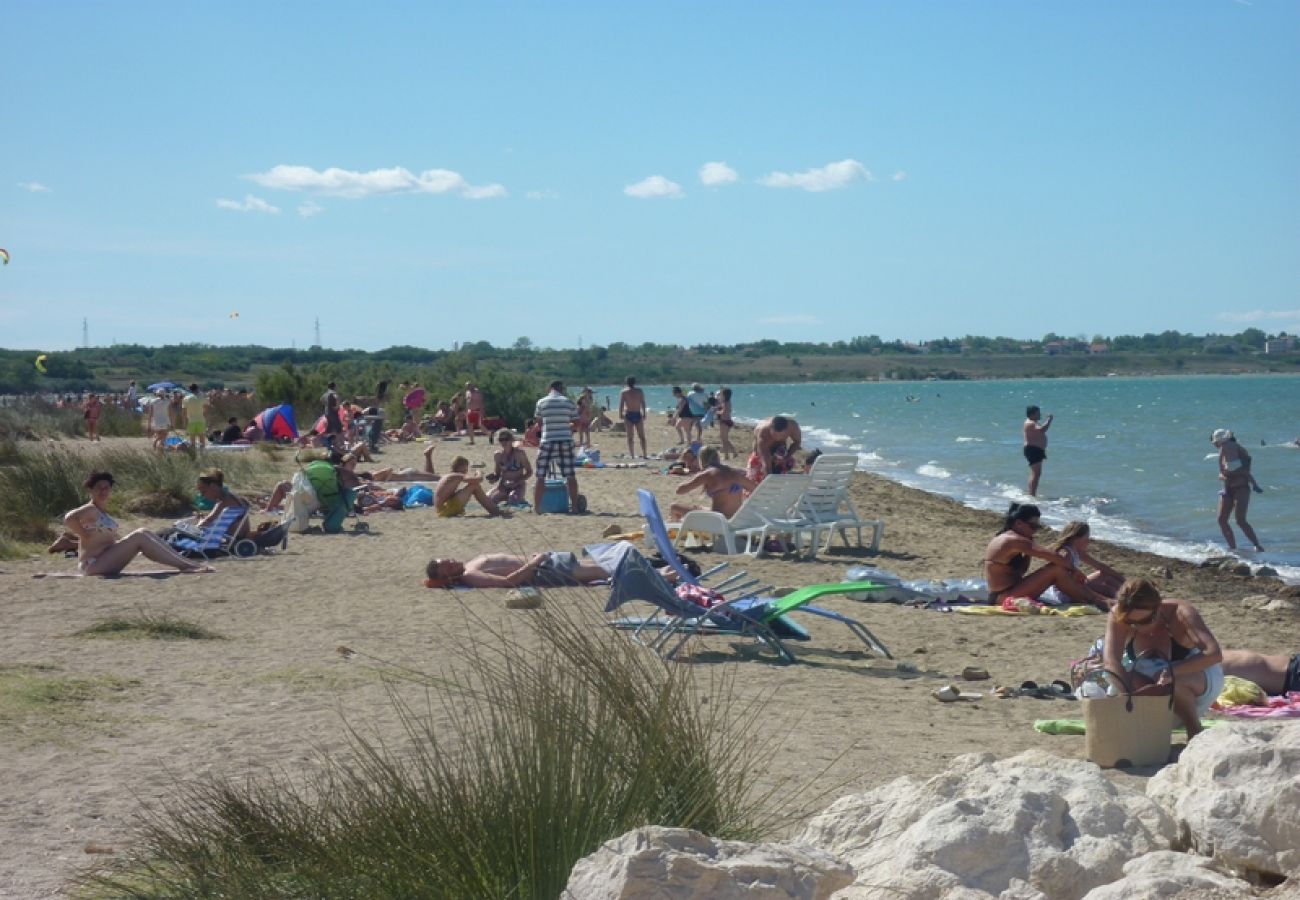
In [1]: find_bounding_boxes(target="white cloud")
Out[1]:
[759,314,822,326]
[699,161,739,187]
[18,181,51,193]
[247,164,506,200]
[525,189,560,201]
[216,194,281,214]
[298,200,324,218]
[1216,309,1300,323]
[624,175,684,199]
[891,170,908,182]
[758,159,872,192]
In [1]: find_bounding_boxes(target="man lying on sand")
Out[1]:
[425,552,613,588]
[1221,649,1300,696]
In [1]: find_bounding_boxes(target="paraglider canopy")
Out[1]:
[34,354,48,373]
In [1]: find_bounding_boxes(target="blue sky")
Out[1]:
[2,1,1297,352]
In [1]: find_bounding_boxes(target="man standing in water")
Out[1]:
[618,376,648,458]
[1023,405,1053,497]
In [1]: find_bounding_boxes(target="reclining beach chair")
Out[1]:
[796,453,884,557]
[673,474,812,556]
[588,541,802,663]
[169,506,257,559]
[638,489,892,659]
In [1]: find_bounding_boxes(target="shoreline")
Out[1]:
[2,421,1297,895]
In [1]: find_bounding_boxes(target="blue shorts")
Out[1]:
[624,410,643,425]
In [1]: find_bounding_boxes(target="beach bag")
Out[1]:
[1083,668,1177,768]
[403,484,434,508]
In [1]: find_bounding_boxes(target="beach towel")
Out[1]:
[1214,692,1300,719]
[1034,718,1220,735]
[953,604,1101,618]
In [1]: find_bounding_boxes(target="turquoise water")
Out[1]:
[594,376,1300,582]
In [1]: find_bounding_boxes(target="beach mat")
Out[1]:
[33,570,195,579]
[954,604,1101,618]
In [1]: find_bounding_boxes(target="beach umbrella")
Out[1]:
[147,381,179,392]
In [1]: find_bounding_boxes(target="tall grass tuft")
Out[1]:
[76,610,224,641]
[84,604,805,898]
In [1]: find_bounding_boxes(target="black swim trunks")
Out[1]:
[1285,653,1300,694]
[1023,445,1046,466]
[624,410,643,424]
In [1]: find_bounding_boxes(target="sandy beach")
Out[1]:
[2,417,1297,897]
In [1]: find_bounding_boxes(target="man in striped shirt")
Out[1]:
[533,380,580,514]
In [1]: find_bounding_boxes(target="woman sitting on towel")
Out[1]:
[983,503,1106,609]
[1103,579,1224,739]
[669,447,755,521]
[1049,521,1123,599]
[64,471,212,576]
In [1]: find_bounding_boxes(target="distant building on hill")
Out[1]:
[1089,342,1109,355]
[1264,336,1295,354]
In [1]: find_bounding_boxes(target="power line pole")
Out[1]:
[314,317,322,348]
[82,318,89,348]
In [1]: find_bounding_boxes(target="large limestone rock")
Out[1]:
[1079,851,1256,899]
[799,750,1176,900]
[562,826,855,899]
[1147,723,1300,881]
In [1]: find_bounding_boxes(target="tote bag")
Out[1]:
[1083,668,1177,768]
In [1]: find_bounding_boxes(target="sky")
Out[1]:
[2,1,1298,352]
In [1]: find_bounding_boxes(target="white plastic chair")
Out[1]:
[675,474,811,556]
[795,454,883,557]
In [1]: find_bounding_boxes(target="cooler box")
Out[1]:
[540,479,570,513]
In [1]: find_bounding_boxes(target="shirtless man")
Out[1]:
[1220,649,1300,696]
[984,503,1107,608]
[749,415,802,481]
[1023,405,1053,497]
[434,455,509,518]
[464,382,486,445]
[424,551,610,588]
[619,376,648,458]
[670,447,756,520]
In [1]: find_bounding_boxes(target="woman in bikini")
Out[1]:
[671,386,694,445]
[1049,521,1123,599]
[1211,429,1264,552]
[983,503,1106,608]
[574,388,594,446]
[63,471,212,575]
[716,387,738,459]
[669,447,756,520]
[1102,578,1224,739]
[488,429,533,505]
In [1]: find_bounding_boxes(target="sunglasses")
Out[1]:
[1122,610,1157,626]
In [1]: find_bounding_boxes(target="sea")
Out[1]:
[592,375,1300,584]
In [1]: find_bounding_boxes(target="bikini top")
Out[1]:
[1123,613,1194,664]
[84,508,118,534]
[705,482,744,498]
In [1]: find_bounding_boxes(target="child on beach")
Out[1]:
[1049,521,1124,599]
[434,456,510,518]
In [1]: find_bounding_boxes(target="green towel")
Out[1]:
[1034,718,1220,735]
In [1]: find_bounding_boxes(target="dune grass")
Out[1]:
[76,611,224,642]
[82,604,814,899]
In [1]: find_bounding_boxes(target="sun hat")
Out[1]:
[1211,428,1233,444]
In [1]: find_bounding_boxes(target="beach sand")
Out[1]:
[2,418,1296,896]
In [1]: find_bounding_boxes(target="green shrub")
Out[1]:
[83,605,804,898]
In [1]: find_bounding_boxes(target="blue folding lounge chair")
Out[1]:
[170,506,257,559]
[587,541,802,663]
[637,489,892,660]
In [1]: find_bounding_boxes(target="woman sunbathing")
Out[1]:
[1049,521,1123,599]
[63,471,212,575]
[670,447,755,520]
[983,503,1106,608]
[193,468,251,539]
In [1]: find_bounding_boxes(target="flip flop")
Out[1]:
[932,684,984,703]
[1048,680,1078,701]
[1018,680,1045,698]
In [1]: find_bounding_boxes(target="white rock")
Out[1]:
[1261,596,1298,612]
[1147,723,1300,881]
[800,750,1176,900]
[1079,850,1255,899]
[562,826,855,900]
[1239,594,1272,610]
